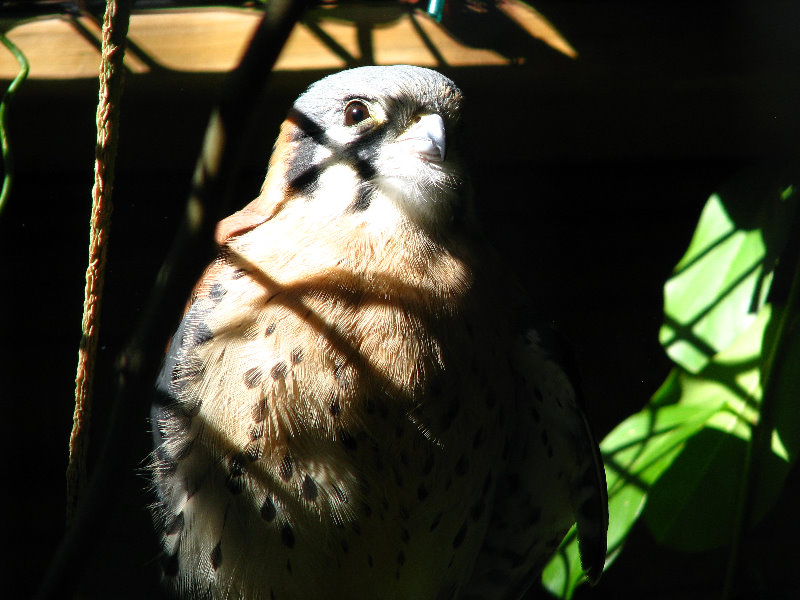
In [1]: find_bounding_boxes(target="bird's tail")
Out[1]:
[573,412,608,585]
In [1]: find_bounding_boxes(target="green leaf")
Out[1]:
[644,172,800,554]
[658,194,769,374]
[541,525,583,600]
[644,307,771,551]
[645,305,800,553]
[541,166,799,598]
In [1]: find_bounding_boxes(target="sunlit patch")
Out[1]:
[375,138,462,230]
[498,1,578,59]
[311,162,361,214]
[772,428,789,462]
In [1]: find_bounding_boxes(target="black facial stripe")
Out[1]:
[284,108,332,195]
[285,138,323,195]
[344,139,380,181]
[286,108,327,143]
[283,107,385,199]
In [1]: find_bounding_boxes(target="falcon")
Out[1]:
[150,64,607,600]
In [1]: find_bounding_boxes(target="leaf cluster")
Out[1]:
[543,165,800,598]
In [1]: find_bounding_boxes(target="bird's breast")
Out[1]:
[152,228,511,599]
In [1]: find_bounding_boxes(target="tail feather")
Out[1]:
[574,412,608,585]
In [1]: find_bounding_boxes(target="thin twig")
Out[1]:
[0,33,30,215]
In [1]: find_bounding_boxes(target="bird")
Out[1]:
[149,64,607,600]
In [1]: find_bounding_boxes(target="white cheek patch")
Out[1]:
[375,145,460,230]
[377,142,426,180]
[310,162,360,218]
[320,126,352,147]
[313,143,333,164]
[362,189,406,234]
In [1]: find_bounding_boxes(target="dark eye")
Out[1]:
[344,100,370,126]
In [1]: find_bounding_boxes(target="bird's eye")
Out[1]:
[344,100,370,126]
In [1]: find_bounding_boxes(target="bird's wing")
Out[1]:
[214,206,271,245]
[463,319,607,599]
[515,321,608,584]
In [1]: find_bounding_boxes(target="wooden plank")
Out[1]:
[1,1,797,162]
[0,6,511,79]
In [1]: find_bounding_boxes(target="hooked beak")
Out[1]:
[397,113,446,162]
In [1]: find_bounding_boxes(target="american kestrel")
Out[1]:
[150,65,607,600]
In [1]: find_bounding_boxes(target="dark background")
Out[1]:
[1,1,797,598]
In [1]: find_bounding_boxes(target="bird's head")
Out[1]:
[258,65,471,238]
